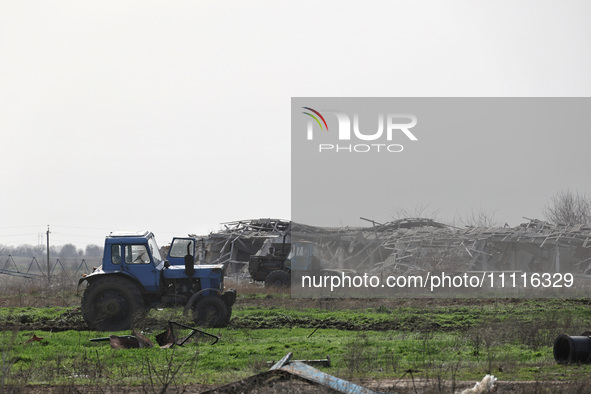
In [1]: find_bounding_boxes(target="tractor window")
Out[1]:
[311,245,321,258]
[125,245,151,264]
[169,239,194,258]
[288,244,306,260]
[111,245,121,265]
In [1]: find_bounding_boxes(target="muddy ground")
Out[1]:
[6,378,591,393]
[0,293,553,332]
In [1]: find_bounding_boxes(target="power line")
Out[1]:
[51,225,113,231]
[0,233,39,237]
[0,225,112,237]
[0,225,45,229]
[51,232,105,239]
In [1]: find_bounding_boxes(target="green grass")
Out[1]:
[2,299,591,389]
[3,326,591,388]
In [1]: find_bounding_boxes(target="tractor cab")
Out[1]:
[96,231,164,293]
[287,241,322,273]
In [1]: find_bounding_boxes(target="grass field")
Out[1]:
[2,279,591,392]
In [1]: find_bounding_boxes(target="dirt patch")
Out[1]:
[359,378,591,393]
[237,295,520,309]
[8,379,590,393]
[0,307,86,332]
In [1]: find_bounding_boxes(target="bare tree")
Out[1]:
[454,207,499,228]
[391,203,441,220]
[544,189,591,226]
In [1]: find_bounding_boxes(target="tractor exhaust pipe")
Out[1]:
[554,333,591,364]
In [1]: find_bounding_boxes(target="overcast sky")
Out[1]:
[1,1,590,248]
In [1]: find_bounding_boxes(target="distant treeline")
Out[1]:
[0,243,104,259]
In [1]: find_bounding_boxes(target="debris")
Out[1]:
[199,217,591,288]
[155,321,219,347]
[293,217,591,277]
[267,355,331,368]
[90,322,219,349]
[554,333,591,364]
[132,329,154,348]
[108,332,153,349]
[292,218,591,283]
[109,335,141,349]
[459,374,497,394]
[307,327,319,338]
[24,334,43,344]
[204,352,379,394]
[90,335,135,343]
[155,325,176,349]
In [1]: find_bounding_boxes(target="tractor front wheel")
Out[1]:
[81,277,145,331]
[192,296,229,327]
[265,270,290,288]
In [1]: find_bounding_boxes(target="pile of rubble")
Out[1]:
[196,217,591,278]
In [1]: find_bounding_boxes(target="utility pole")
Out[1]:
[46,225,50,284]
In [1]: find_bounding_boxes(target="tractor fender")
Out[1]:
[77,268,105,292]
[183,288,222,315]
[77,273,102,293]
[77,271,146,296]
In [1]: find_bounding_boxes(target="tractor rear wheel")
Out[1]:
[265,270,290,288]
[192,296,229,327]
[81,277,145,331]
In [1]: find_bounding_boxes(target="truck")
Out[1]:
[249,240,360,288]
[248,240,325,288]
[248,237,291,287]
[79,231,236,331]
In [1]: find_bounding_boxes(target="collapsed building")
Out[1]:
[194,217,591,282]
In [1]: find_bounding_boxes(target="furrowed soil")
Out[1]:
[1,292,589,333]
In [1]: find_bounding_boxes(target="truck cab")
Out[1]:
[248,240,323,288]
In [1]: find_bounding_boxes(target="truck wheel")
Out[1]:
[192,296,229,328]
[265,270,290,288]
[82,277,145,331]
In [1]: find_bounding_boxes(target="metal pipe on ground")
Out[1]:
[554,333,591,364]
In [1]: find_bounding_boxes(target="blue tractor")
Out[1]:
[79,231,236,331]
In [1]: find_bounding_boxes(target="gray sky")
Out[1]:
[1,1,590,248]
